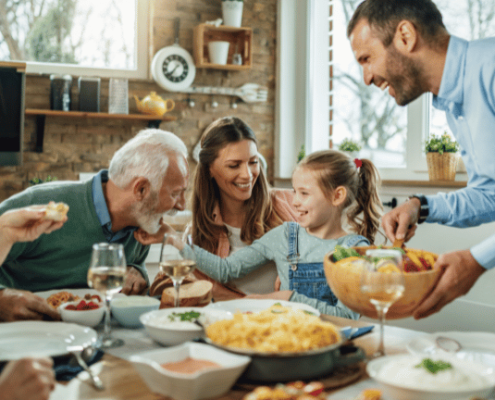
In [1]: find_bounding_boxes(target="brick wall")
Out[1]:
[0,0,277,202]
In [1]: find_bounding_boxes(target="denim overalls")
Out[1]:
[286,222,366,306]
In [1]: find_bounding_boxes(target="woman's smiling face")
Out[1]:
[209,139,260,204]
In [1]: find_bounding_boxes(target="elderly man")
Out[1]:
[0,128,189,321]
[347,0,495,318]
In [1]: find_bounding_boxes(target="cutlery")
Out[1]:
[69,347,105,391]
[180,83,268,103]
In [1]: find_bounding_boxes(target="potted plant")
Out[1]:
[338,138,362,158]
[424,133,460,181]
[222,0,244,28]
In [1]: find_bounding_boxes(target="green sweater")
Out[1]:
[0,179,150,291]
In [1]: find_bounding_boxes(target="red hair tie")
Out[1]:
[354,158,362,169]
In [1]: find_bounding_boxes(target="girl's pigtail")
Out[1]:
[347,159,383,243]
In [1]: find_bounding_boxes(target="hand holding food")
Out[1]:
[381,199,420,244]
[121,267,149,295]
[0,288,60,322]
[42,201,69,222]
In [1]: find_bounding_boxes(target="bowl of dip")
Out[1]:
[110,296,160,328]
[129,342,250,400]
[140,307,233,346]
[367,353,495,400]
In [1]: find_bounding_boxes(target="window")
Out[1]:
[0,0,149,79]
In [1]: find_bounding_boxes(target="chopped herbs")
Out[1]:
[303,310,315,315]
[415,358,453,374]
[167,311,201,322]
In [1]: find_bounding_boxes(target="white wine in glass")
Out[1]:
[159,233,196,308]
[360,249,405,358]
[87,243,126,349]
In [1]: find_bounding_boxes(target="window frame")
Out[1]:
[22,0,149,80]
[275,0,467,182]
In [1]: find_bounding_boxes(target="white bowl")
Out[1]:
[367,353,495,400]
[59,300,105,327]
[111,296,160,328]
[140,307,233,346]
[130,342,250,400]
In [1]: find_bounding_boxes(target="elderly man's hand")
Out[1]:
[121,267,148,295]
[0,289,61,322]
[0,357,56,400]
[134,222,175,246]
[413,249,486,319]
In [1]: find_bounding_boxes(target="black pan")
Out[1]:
[196,337,365,383]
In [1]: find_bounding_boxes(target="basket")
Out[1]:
[426,152,459,181]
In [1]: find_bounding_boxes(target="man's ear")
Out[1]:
[393,20,418,53]
[133,177,151,201]
[332,186,347,207]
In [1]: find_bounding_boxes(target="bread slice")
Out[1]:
[43,201,69,222]
[149,272,196,297]
[160,280,213,308]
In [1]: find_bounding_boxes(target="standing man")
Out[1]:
[0,128,189,321]
[347,0,495,318]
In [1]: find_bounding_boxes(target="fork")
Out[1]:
[180,83,268,103]
[69,347,105,391]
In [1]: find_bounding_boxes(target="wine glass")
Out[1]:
[360,249,405,358]
[159,233,196,308]
[87,243,126,349]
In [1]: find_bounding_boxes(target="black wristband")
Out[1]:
[408,194,429,224]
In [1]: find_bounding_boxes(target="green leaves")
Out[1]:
[333,245,362,261]
[415,358,453,374]
[424,133,459,154]
[168,311,201,322]
[338,138,362,152]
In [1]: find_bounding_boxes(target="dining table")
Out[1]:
[49,313,429,400]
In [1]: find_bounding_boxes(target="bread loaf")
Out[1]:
[160,280,213,308]
[149,271,196,297]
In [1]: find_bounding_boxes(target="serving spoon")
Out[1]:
[68,346,105,391]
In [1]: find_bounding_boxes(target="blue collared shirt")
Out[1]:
[429,35,495,269]
[92,170,136,242]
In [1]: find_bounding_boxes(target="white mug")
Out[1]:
[208,41,230,65]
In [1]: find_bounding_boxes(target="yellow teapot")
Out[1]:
[134,92,175,116]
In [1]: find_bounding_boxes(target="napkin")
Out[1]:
[54,349,104,381]
[340,325,374,340]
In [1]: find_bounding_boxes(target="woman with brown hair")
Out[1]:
[189,116,296,300]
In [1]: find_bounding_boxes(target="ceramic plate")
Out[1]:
[205,299,320,316]
[407,331,495,368]
[0,321,97,361]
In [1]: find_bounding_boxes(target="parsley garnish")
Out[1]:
[415,358,453,374]
[167,311,201,322]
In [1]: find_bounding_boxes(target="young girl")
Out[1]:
[184,150,381,318]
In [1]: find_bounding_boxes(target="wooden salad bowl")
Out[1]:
[323,246,442,319]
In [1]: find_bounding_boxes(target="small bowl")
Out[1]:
[110,296,160,328]
[59,300,105,327]
[323,246,442,319]
[140,307,233,346]
[367,353,495,400]
[130,342,250,400]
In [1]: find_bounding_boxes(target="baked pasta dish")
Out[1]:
[46,291,80,309]
[206,305,341,353]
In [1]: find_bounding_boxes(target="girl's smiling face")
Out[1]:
[209,139,260,204]
[292,166,345,238]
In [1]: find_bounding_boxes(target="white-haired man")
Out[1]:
[0,128,189,321]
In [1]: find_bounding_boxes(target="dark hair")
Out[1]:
[191,117,284,253]
[347,0,447,48]
[297,150,383,244]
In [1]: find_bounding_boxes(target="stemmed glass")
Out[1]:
[87,243,126,349]
[159,233,196,308]
[360,249,405,358]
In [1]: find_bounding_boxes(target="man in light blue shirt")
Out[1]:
[347,0,494,319]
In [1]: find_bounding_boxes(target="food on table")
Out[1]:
[206,305,340,352]
[64,299,100,311]
[377,356,491,391]
[43,201,69,222]
[46,291,80,309]
[143,309,227,331]
[355,389,382,400]
[243,381,326,400]
[160,357,221,374]
[149,271,195,297]
[333,245,437,272]
[159,280,213,308]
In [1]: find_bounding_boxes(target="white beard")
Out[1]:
[135,212,165,235]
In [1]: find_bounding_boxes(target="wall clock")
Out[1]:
[151,18,196,92]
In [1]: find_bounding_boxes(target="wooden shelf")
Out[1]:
[25,109,177,153]
[193,24,252,70]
